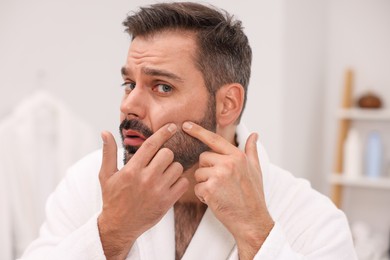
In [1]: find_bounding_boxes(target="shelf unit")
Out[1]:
[337,108,390,121]
[329,174,390,190]
[330,69,390,208]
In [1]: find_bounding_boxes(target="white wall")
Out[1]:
[281,0,328,182]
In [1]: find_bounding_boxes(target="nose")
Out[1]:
[120,86,147,120]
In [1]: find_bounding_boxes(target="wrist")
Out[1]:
[235,215,274,260]
[98,213,137,260]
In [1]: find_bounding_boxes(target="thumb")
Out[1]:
[99,131,118,183]
[245,133,261,171]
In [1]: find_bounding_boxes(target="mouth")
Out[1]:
[122,129,147,147]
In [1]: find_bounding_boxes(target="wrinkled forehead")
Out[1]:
[124,30,203,79]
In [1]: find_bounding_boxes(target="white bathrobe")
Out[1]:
[0,91,99,259]
[20,124,357,259]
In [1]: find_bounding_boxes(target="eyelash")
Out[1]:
[121,82,173,95]
[121,82,135,93]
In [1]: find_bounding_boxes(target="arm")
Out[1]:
[182,121,273,259]
[183,122,357,260]
[21,123,189,260]
[94,123,188,259]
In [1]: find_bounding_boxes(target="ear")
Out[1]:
[215,83,244,127]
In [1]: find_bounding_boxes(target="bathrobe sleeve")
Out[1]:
[229,164,357,260]
[229,217,356,260]
[252,218,356,259]
[19,150,106,260]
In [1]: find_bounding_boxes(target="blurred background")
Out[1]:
[0,0,389,259]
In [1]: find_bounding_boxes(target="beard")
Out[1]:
[120,96,216,171]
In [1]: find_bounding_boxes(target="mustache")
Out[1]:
[119,119,154,139]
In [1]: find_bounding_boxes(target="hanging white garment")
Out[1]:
[0,91,100,260]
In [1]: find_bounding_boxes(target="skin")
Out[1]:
[98,30,274,260]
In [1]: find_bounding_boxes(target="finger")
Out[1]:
[194,183,208,204]
[245,133,261,171]
[199,151,224,167]
[163,162,184,187]
[168,177,189,203]
[147,148,174,174]
[99,131,118,183]
[130,123,177,167]
[182,121,236,155]
[194,167,210,183]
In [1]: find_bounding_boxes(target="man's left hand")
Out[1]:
[182,121,274,260]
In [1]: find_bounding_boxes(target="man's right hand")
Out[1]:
[98,123,189,260]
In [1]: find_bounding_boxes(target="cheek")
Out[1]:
[149,99,207,130]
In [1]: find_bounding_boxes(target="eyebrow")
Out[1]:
[121,66,184,82]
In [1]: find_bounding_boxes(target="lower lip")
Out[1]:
[123,137,145,147]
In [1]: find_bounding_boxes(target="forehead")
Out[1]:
[127,30,198,67]
[124,30,207,91]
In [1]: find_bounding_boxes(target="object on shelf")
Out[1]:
[365,131,383,178]
[357,91,383,109]
[343,128,362,179]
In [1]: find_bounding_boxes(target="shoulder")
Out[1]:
[265,163,342,220]
[265,164,353,254]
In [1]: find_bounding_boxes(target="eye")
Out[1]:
[153,84,173,94]
[121,82,136,93]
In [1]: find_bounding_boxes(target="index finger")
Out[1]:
[182,121,236,155]
[129,123,177,167]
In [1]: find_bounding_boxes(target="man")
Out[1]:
[21,2,356,260]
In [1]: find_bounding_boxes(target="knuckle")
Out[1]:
[199,152,206,161]
[202,183,212,195]
[207,135,219,147]
[213,167,223,178]
[199,152,208,163]
[140,174,152,187]
[194,170,202,182]
[223,160,235,172]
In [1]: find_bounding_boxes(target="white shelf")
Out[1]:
[337,108,390,120]
[330,173,390,189]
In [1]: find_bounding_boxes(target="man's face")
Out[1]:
[120,30,216,169]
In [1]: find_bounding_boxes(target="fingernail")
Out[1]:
[167,123,177,133]
[253,133,259,142]
[182,122,192,130]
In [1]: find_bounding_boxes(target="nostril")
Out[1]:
[125,113,140,121]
